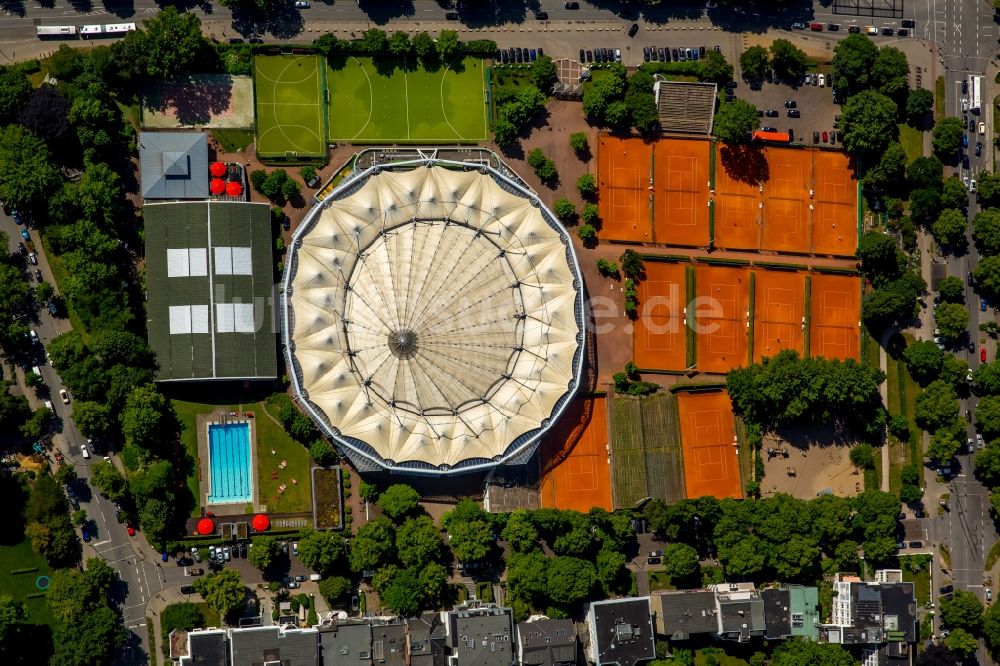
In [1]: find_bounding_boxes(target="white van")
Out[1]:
[309,574,323,582]
[80,443,90,459]
[32,366,42,377]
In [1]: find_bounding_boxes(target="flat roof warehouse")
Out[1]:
[144,201,277,382]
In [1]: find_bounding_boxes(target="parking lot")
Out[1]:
[736,77,842,146]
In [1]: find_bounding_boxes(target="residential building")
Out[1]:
[649,590,717,640]
[319,621,373,666]
[372,622,408,666]
[436,602,516,666]
[407,615,438,666]
[709,583,766,643]
[761,586,820,641]
[821,572,917,665]
[516,618,577,666]
[585,597,655,666]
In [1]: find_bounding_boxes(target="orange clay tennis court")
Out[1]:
[812,151,858,256]
[694,265,750,374]
[677,391,743,500]
[633,262,687,370]
[810,273,861,361]
[598,135,652,242]
[539,397,614,512]
[761,147,811,253]
[714,162,762,250]
[653,139,710,246]
[753,270,805,362]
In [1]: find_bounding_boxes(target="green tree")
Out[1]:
[379,568,423,617]
[388,31,411,55]
[595,547,629,594]
[832,34,878,93]
[978,171,1000,207]
[577,172,597,198]
[841,90,898,156]
[771,638,856,666]
[360,28,388,54]
[849,443,877,469]
[0,66,31,126]
[903,340,945,384]
[944,627,979,658]
[308,440,337,466]
[553,198,576,220]
[857,231,902,283]
[905,87,934,125]
[193,569,245,618]
[769,39,809,81]
[297,528,346,575]
[933,116,965,157]
[975,255,1000,299]
[492,117,517,146]
[872,46,910,99]
[124,6,206,80]
[975,208,1000,255]
[395,515,443,569]
[941,589,984,632]
[90,459,128,505]
[501,510,539,553]
[714,99,758,144]
[927,429,962,466]
[0,595,25,644]
[938,276,966,303]
[983,599,1000,655]
[318,576,353,606]
[935,301,970,340]
[120,384,173,453]
[0,125,60,211]
[349,516,396,572]
[412,31,434,58]
[249,536,282,571]
[569,133,590,159]
[909,187,943,227]
[621,249,644,279]
[698,50,733,83]
[739,45,770,82]
[907,156,944,189]
[932,208,969,248]
[596,258,619,277]
[160,602,205,636]
[530,55,557,90]
[915,380,959,431]
[436,29,460,60]
[580,203,599,226]
[864,142,907,193]
[941,176,970,212]
[977,362,1000,397]
[71,401,113,440]
[977,395,1000,438]
[662,543,699,580]
[546,556,596,606]
[377,484,420,520]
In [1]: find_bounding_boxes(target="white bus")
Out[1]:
[970,75,983,112]
[103,23,137,34]
[80,25,103,38]
[36,25,77,38]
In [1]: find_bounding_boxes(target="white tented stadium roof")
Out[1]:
[284,160,584,473]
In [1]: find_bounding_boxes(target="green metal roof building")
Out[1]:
[144,201,277,382]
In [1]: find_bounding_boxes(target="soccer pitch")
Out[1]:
[254,54,326,158]
[327,55,488,143]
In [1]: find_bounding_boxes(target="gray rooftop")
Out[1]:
[517,619,576,666]
[229,625,319,666]
[445,605,515,666]
[588,598,655,666]
[183,630,228,666]
[407,615,438,666]
[140,131,209,199]
[716,590,766,643]
[761,589,792,640]
[371,622,407,666]
[144,201,277,382]
[651,590,718,640]
[320,621,373,666]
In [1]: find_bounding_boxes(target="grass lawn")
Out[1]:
[987,540,1000,570]
[898,123,924,161]
[212,129,254,153]
[900,557,931,605]
[159,602,219,656]
[173,398,313,516]
[648,571,674,592]
[0,537,58,629]
[886,338,920,495]
[254,54,326,158]
[326,55,488,142]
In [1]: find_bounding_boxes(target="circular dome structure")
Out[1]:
[282,157,585,475]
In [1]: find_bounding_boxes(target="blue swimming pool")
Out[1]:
[206,423,253,504]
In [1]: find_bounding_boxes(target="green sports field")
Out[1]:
[327,55,488,143]
[254,55,326,158]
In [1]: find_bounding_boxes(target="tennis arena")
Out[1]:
[677,390,742,500]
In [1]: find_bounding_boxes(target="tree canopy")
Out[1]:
[443,500,494,563]
[904,340,945,384]
[832,34,879,94]
[941,589,984,632]
[976,255,1000,300]
[915,380,960,431]
[0,125,60,211]
[771,638,857,666]
[193,569,245,618]
[933,117,965,158]
[713,99,759,145]
[905,87,934,125]
[248,536,282,571]
[739,46,769,82]
[769,40,809,80]
[932,208,969,249]
[840,90,898,157]
[377,484,421,520]
[935,302,970,340]
[297,529,346,575]
[938,276,966,303]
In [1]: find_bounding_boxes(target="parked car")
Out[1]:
[28,252,37,265]
[191,547,201,562]
[764,109,779,117]
[940,584,954,595]
[59,388,70,404]
[529,48,537,61]
[564,1,580,7]
[964,155,971,169]
[881,27,894,35]
[223,547,231,561]
[977,142,983,157]
[643,46,650,61]
[902,19,915,28]
[988,587,993,602]
[822,131,829,142]
[963,133,969,148]
[784,100,797,108]
[288,581,301,589]
[792,22,807,29]
[445,11,459,19]
[813,130,820,143]
[658,48,665,61]
[980,121,987,135]
[818,74,826,87]
[909,541,923,549]
[20,228,29,241]
[809,22,823,31]
[848,25,861,33]
[628,23,639,37]
[647,557,662,565]
[240,543,247,558]
[81,526,90,542]
[295,575,306,582]
[294,1,309,7]
[533,11,548,19]
[827,23,840,31]
[897,28,909,36]
[866,26,878,35]
[81,444,90,459]
[787,109,800,118]
[762,127,778,133]
[292,542,299,556]
[187,568,204,576]
[180,585,196,594]
[34,269,42,282]
[614,49,622,62]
